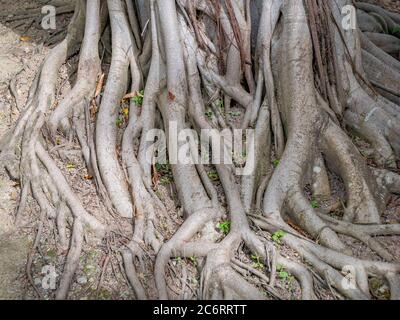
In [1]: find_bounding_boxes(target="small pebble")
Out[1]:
[77,276,88,285]
[34,278,42,286]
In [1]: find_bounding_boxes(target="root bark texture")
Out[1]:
[1,0,400,300]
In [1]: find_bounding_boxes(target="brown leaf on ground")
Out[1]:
[168,91,176,102]
[94,73,105,97]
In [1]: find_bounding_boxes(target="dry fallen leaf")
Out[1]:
[122,91,144,103]
[168,91,176,102]
[20,36,32,42]
[95,73,105,97]
[122,92,136,100]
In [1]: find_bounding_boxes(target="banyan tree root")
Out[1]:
[1,0,400,300]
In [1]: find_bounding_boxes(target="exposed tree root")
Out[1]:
[1,0,400,300]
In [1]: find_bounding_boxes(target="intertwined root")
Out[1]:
[1,0,400,300]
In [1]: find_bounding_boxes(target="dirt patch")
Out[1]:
[0,23,29,300]
[0,0,59,299]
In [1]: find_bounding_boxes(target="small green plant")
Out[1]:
[207,170,219,181]
[45,248,57,261]
[205,109,214,119]
[83,264,96,276]
[277,264,294,283]
[251,254,264,270]
[159,175,172,185]
[229,111,241,117]
[216,99,224,113]
[132,90,144,106]
[155,163,170,173]
[159,176,172,185]
[272,230,286,244]
[217,220,231,235]
[155,163,173,185]
[311,199,320,209]
[276,264,295,293]
[116,117,124,127]
[390,26,400,35]
[272,159,280,168]
[174,257,182,264]
[189,255,198,267]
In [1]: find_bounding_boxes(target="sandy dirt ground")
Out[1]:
[0,14,40,300]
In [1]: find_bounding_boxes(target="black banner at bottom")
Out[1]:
[0,300,395,319]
